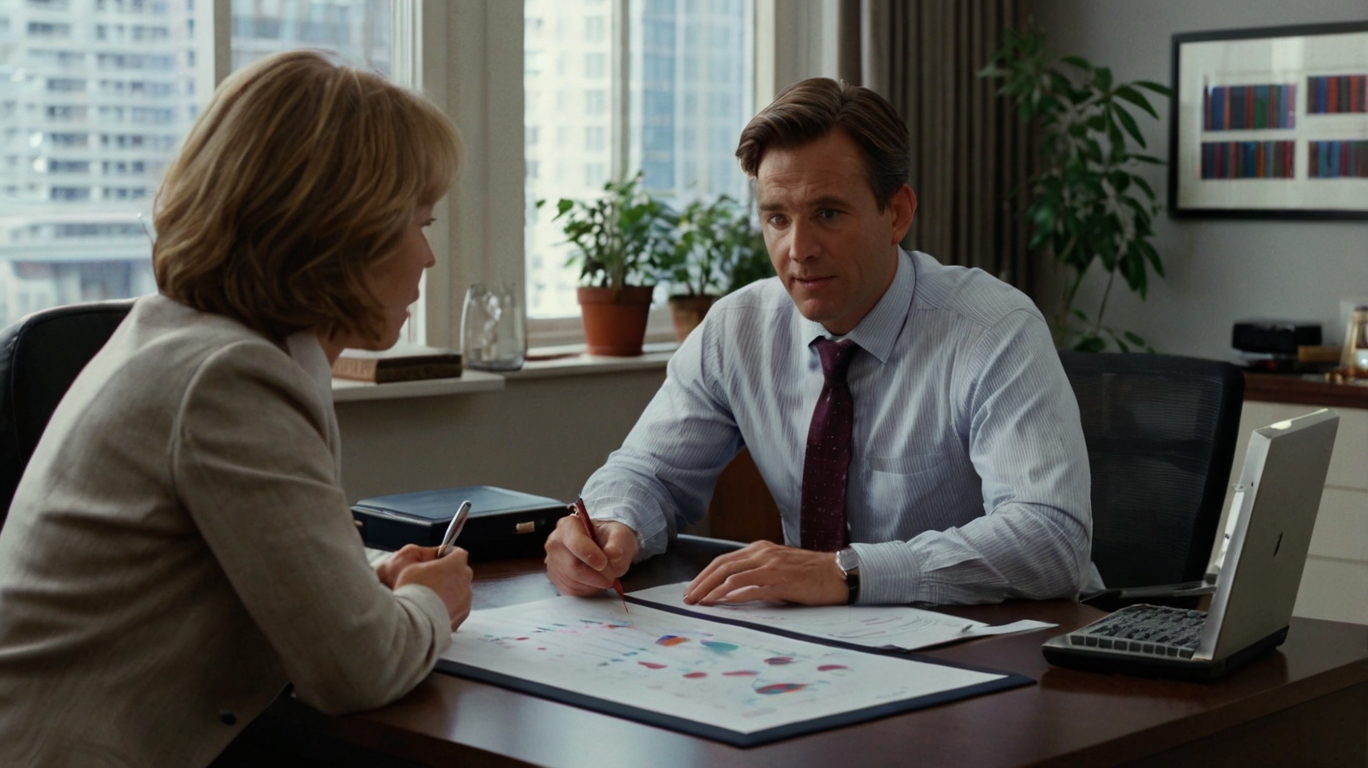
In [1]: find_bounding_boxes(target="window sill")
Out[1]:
[504,342,677,380]
[330,343,676,402]
[331,369,505,402]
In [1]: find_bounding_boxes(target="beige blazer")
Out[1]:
[0,294,450,767]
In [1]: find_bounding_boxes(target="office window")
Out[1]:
[0,0,390,329]
[524,0,753,319]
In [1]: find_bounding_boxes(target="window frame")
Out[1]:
[199,0,838,351]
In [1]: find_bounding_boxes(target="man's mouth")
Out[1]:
[792,275,834,289]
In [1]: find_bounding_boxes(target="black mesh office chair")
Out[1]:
[0,299,136,525]
[1059,351,1245,602]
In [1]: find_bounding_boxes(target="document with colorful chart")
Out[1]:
[628,582,1057,650]
[437,595,1030,746]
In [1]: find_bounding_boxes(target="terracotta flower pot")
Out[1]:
[577,285,655,356]
[667,294,716,343]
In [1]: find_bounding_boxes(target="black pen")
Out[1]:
[437,500,471,558]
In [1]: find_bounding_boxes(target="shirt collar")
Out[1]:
[284,330,335,409]
[799,247,915,364]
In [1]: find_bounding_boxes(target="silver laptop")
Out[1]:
[1043,408,1339,681]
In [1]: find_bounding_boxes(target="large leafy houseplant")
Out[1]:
[656,194,773,341]
[981,26,1172,352]
[553,173,677,355]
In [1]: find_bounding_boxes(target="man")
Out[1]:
[545,78,1094,607]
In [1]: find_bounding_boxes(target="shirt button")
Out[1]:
[219,710,237,726]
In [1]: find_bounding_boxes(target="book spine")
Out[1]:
[331,356,381,381]
[373,363,465,384]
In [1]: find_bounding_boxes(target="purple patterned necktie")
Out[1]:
[800,338,859,552]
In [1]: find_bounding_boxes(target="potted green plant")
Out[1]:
[981,26,1172,352]
[555,173,677,356]
[657,194,773,341]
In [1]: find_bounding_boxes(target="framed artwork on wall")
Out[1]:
[1169,21,1368,219]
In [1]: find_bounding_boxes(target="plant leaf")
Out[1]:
[1113,103,1147,148]
[1073,335,1106,353]
[1115,85,1160,119]
[1094,66,1113,92]
[1132,175,1156,201]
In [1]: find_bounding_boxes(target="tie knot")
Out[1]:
[814,338,859,384]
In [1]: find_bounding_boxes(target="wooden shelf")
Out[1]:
[1243,371,1368,410]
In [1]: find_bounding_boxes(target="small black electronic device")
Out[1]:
[1231,319,1321,355]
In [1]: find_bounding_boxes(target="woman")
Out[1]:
[0,51,472,767]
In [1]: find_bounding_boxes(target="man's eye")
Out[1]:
[817,209,839,220]
[766,214,788,227]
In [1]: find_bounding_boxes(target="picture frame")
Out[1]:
[1169,21,1368,219]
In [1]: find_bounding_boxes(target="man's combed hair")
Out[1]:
[735,78,910,210]
[153,50,462,343]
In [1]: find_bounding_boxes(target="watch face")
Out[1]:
[836,547,859,574]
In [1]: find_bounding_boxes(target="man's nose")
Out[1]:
[786,220,819,263]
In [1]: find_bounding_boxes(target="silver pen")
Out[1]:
[437,500,472,558]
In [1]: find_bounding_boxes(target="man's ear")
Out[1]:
[889,184,917,244]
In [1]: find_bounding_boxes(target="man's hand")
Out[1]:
[683,540,847,606]
[387,545,475,631]
[544,514,639,596]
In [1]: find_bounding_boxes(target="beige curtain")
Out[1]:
[841,0,1033,292]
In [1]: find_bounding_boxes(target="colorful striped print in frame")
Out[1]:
[1307,75,1368,114]
[1308,141,1368,178]
[1200,141,1295,179]
[1204,84,1297,130]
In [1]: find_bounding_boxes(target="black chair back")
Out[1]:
[0,300,136,523]
[1059,351,1245,590]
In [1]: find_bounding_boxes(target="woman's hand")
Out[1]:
[374,544,430,589]
[379,544,475,631]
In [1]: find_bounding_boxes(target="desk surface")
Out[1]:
[273,537,1368,768]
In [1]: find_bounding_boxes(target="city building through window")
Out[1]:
[0,0,389,328]
[523,0,754,319]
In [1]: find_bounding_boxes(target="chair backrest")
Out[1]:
[0,299,136,523]
[1059,351,1245,589]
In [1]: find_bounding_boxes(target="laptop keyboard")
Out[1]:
[1066,604,1208,659]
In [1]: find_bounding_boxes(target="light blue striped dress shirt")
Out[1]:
[583,249,1095,605]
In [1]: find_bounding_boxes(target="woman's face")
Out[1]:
[324,205,436,358]
[371,204,437,348]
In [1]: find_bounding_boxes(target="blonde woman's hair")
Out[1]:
[153,50,461,342]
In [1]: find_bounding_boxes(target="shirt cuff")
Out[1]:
[850,541,924,605]
[585,496,665,561]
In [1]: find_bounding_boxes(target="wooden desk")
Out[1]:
[269,537,1368,767]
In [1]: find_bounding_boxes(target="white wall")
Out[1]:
[335,368,666,504]
[1029,0,1368,360]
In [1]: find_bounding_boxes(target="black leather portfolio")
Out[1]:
[352,485,569,560]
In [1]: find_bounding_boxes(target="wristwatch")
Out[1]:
[835,546,861,605]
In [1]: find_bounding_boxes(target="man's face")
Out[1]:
[756,129,915,336]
